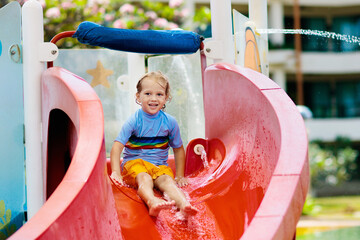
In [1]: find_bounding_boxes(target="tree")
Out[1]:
[2,0,198,48]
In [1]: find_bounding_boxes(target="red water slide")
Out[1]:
[10,63,308,240]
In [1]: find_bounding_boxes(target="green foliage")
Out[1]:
[302,196,321,216]
[193,6,211,31]
[1,0,201,48]
[1,0,211,48]
[302,195,360,219]
[303,137,359,216]
[0,200,17,240]
[309,137,358,188]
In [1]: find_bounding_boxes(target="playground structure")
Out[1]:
[1,0,309,239]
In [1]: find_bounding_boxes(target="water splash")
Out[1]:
[200,149,209,169]
[154,200,222,239]
[258,28,360,46]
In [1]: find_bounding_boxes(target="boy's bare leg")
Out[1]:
[136,172,175,216]
[155,175,198,216]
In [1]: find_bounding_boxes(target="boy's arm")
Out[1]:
[110,141,125,186]
[173,145,188,187]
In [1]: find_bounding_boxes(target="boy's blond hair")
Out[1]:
[136,71,172,109]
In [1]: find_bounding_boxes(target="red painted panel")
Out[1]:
[10,63,308,240]
[10,67,122,240]
[202,63,308,239]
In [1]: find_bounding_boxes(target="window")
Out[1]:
[301,18,328,52]
[280,16,360,52]
[336,81,360,117]
[305,82,332,118]
[332,16,360,52]
[288,79,360,118]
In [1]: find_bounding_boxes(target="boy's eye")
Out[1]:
[145,93,151,95]
[157,93,164,96]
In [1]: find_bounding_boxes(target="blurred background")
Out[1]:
[1,0,359,239]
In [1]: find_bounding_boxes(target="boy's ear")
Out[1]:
[135,93,141,104]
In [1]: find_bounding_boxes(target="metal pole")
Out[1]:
[249,0,269,75]
[294,0,304,105]
[209,0,234,63]
[22,0,45,219]
[128,53,145,114]
[184,0,195,30]
[249,0,268,32]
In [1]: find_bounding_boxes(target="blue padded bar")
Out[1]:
[73,21,202,54]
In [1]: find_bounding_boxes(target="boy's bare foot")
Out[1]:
[148,198,175,216]
[182,204,198,216]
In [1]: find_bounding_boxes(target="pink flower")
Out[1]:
[169,0,183,8]
[96,0,110,5]
[61,1,75,10]
[104,14,114,22]
[45,7,60,19]
[145,11,157,20]
[38,0,46,8]
[154,18,168,28]
[88,0,109,6]
[140,23,150,30]
[167,22,179,30]
[113,19,126,29]
[99,7,106,14]
[180,8,190,17]
[91,5,99,15]
[119,3,135,14]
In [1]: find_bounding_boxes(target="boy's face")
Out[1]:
[136,78,168,115]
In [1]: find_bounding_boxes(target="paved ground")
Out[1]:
[296,217,360,239]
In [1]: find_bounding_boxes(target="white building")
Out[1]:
[267,0,360,144]
[188,0,360,144]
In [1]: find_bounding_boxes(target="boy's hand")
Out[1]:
[110,171,124,187]
[175,176,189,187]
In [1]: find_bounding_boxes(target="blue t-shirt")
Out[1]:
[115,109,183,167]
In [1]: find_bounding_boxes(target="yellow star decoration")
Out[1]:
[86,60,113,88]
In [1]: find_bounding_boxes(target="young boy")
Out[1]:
[110,71,198,217]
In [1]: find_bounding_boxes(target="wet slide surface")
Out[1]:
[10,64,308,240]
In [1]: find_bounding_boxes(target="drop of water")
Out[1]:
[201,149,209,168]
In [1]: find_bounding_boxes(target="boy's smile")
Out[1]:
[136,78,168,115]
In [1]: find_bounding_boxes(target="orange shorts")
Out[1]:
[122,159,174,187]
